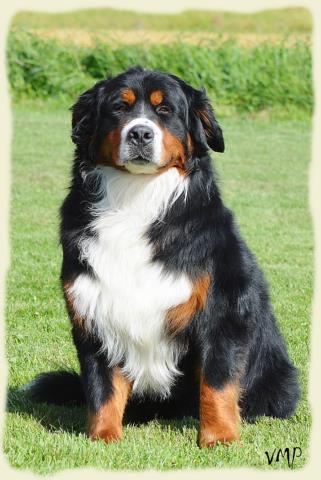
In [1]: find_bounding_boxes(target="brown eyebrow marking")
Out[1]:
[121,89,136,105]
[150,90,164,106]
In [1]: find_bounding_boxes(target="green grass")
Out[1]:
[5,107,312,473]
[7,31,312,116]
[12,7,311,33]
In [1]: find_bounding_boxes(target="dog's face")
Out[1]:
[71,67,224,174]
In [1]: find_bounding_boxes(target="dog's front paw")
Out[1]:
[197,428,240,448]
[90,426,123,444]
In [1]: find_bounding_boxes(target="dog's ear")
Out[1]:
[71,80,106,150]
[191,89,225,153]
[170,75,224,154]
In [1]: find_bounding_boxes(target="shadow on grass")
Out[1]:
[7,386,87,435]
[6,386,199,437]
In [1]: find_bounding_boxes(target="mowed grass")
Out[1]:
[12,7,311,33]
[5,107,312,473]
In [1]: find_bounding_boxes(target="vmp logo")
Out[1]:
[265,447,302,468]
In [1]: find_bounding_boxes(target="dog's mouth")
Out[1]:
[129,156,151,166]
[125,155,158,174]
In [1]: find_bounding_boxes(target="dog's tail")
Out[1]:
[22,370,86,406]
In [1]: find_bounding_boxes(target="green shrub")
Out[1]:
[7,30,312,113]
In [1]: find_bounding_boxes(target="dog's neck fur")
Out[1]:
[90,166,189,222]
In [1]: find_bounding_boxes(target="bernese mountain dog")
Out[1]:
[25,67,300,448]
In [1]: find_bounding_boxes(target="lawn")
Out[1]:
[12,7,311,33]
[4,107,312,473]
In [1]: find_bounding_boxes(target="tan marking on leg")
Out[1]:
[150,90,163,106]
[166,274,211,335]
[198,375,240,448]
[121,88,136,105]
[89,368,132,444]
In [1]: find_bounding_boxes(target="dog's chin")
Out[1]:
[124,158,158,175]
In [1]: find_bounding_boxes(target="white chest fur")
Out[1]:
[68,167,192,397]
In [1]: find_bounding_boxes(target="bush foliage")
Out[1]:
[7,30,312,113]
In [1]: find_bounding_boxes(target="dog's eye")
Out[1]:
[156,105,171,115]
[114,103,128,113]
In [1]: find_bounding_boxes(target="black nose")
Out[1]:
[127,125,154,146]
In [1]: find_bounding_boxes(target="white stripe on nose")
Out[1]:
[119,117,163,165]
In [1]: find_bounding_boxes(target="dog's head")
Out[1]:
[71,67,224,174]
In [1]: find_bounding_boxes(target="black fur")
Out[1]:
[26,67,300,430]
[25,370,85,406]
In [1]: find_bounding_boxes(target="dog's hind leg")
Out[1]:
[240,318,300,422]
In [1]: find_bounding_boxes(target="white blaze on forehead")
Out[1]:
[119,117,163,166]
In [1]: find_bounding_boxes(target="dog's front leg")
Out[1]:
[197,372,240,448]
[196,317,245,448]
[88,366,132,443]
[72,325,132,444]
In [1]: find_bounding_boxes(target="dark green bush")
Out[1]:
[7,30,312,112]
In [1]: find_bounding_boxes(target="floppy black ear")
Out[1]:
[191,89,225,153]
[169,74,224,154]
[71,80,106,149]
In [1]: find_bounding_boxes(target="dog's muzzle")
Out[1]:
[119,118,163,173]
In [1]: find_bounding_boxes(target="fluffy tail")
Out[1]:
[23,370,86,406]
